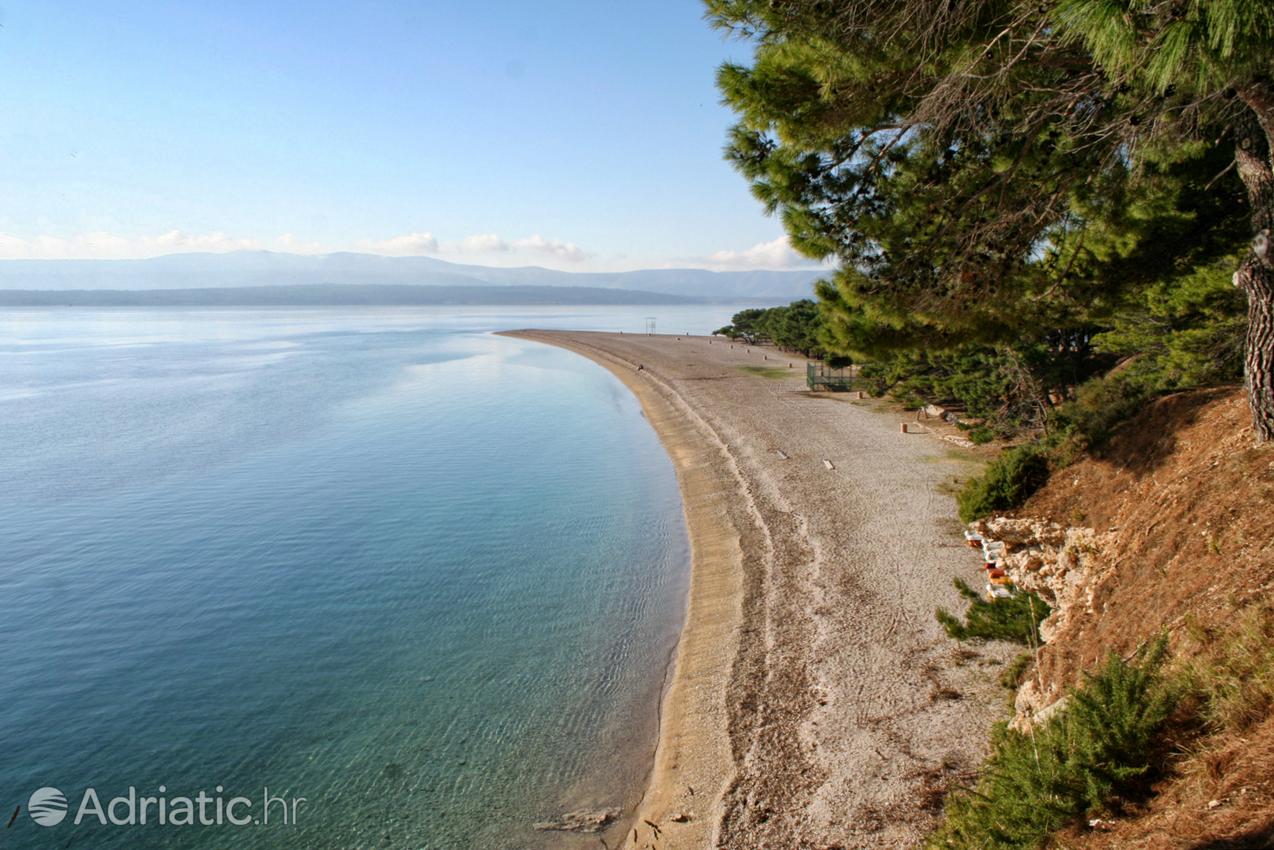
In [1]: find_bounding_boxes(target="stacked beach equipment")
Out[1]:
[964,531,1016,600]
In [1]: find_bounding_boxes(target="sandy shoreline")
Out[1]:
[502,330,1013,849]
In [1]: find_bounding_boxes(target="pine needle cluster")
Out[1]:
[931,639,1174,850]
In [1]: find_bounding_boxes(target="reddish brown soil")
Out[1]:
[1016,387,1274,849]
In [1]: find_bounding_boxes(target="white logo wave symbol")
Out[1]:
[27,787,68,827]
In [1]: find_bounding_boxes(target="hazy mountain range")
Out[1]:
[0,284,707,307]
[0,251,827,305]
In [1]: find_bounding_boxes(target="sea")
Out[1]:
[0,305,741,849]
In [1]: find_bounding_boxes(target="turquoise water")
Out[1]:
[0,306,738,849]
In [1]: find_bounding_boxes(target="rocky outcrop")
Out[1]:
[971,516,1117,729]
[1011,679,1070,732]
[972,517,1115,645]
[532,808,620,833]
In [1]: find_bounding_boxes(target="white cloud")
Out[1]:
[353,231,440,256]
[0,228,592,266]
[459,233,508,254]
[701,235,814,270]
[352,231,592,265]
[0,230,338,260]
[0,230,263,260]
[509,235,590,263]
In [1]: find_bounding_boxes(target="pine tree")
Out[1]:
[707,0,1274,441]
[1052,0,1274,438]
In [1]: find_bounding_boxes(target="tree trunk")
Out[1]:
[1242,248,1274,443]
[1236,85,1274,443]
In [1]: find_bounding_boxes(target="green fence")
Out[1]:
[807,362,856,391]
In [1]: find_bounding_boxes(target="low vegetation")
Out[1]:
[931,600,1274,849]
[936,579,1050,645]
[955,446,1052,523]
[1180,605,1274,736]
[738,365,794,379]
[931,640,1174,850]
[998,652,1034,691]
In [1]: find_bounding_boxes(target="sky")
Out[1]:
[0,1,810,271]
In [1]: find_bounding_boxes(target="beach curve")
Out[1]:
[501,330,1014,849]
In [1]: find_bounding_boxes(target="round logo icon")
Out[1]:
[27,787,68,827]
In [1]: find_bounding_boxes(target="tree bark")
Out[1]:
[1236,85,1274,443]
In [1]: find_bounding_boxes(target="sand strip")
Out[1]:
[502,330,1013,850]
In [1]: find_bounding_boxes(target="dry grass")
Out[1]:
[1179,604,1274,734]
[1044,605,1274,849]
[737,365,794,379]
[934,390,1274,850]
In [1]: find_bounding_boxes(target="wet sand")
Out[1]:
[502,331,1012,849]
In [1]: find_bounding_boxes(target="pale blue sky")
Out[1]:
[0,1,804,270]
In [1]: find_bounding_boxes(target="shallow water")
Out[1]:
[0,306,737,849]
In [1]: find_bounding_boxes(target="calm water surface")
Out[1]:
[0,306,739,849]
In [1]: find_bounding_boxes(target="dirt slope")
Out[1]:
[1006,387,1274,848]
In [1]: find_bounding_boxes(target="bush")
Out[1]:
[930,640,1173,850]
[966,425,996,445]
[936,579,1050,645]
[957,445,1051,522]
[1049,373,1153,452]
[857,346,1053,432]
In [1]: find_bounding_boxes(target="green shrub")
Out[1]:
[956,445,1051,522]
[930,639,1173,850]
[1049,373,1153,452]
[936,579,1050,645]
[966,425,996,445]
[1065,640,1175,806]
[855,345,1070,434]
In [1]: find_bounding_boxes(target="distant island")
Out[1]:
[0,250,826,301]
[0,283,718,307]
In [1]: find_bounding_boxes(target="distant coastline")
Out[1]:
[0,283,742,307]
[0,250,824,301]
